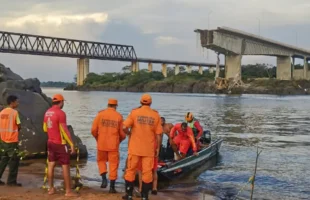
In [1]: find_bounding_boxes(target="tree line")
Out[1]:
[83,63,281,87]
[46,63,305,88]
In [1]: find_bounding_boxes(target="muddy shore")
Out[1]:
[0,160,214,200]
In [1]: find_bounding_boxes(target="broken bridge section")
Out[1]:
[195,27,310,80]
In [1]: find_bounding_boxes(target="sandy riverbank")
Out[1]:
[0,160,214,200]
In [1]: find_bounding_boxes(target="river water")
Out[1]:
[42,88,310,200]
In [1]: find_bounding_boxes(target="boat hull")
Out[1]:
[157,138,223,182]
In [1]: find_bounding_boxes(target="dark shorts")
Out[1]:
[47,142,70,165]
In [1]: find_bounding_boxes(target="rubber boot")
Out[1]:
[122,181,134,200]
[151,189,158,195]
[141,182,152,200]
[100,173,107,188]
[109,180,117,193]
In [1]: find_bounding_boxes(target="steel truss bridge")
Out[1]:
[0,31,216,67]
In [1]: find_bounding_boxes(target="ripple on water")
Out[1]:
[41,89,310,200]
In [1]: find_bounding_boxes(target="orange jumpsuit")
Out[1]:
[91,107,126,181]
[170,123,197,155]
[123,106,162,184]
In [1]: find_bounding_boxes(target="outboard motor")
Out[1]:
[199,130,211,144]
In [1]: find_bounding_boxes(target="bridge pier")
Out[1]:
[209,67,214,73]
[162,64,167,77]
[131,61,139,72]
[304,58,309,80]
[277,56,291,80]
[175,65,180,75]
[198,66,203,75]
[186,65,192,73]
[148,62,153,72]
[225,55,242,80]
[77,58,89,86]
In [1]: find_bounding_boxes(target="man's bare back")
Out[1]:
[162,123,174,137]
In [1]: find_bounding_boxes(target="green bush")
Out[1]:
[82,63,281,88]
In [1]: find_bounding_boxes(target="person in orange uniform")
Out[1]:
[123,94,162,200]
[0,95,22,186]
[185,112,203,147]
[169,122,198,160]
[43,94,78,197]
[136,137,158,196]
[136,117,175,196]
[91,98,126,193]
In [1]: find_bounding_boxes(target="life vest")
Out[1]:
[0,108,19,143]
[188,119,199,138]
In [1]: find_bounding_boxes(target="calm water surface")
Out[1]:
[42,88,310,200]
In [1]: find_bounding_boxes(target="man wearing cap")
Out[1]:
[123,93,163,200]
[43,94,78,197]
[91,98,126,193]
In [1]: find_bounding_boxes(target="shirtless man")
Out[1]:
[160,117,181,160]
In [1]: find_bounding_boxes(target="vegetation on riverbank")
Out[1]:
[41,81,75,88]
[63,64,310,95]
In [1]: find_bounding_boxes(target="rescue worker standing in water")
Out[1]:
[185,112,203,147]
[123,94,162,200]
[0,95,22,187]
[91,98,126,193]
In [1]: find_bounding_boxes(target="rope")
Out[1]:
[40,147,82,192]
[74,147,82,192]
[41,157,49,190]
[233,176,254,200]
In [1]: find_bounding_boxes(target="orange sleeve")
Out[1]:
[155,114,163,135]
[91,113,100,139]
[188,128,197,152]
[123,111,134,128]
[194,121,203,138]
[169,124,177,138]
[119,115,126,141]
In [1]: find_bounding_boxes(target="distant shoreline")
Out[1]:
[63,79,310,96]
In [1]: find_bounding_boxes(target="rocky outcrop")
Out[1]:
[0,63,88,159]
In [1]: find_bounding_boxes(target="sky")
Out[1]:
[0,0,310,82]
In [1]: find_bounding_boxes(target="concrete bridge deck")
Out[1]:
[195,27,310,58]
[195,26,310,80]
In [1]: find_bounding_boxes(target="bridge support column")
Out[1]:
[209,67,214,73]
[131,61,139,72]
[225,55,242,80]
[186,65,192,73]
[175,65,180,75]
[162,63,167,77]
[304,58,308,80]
[148,62,153,72]
[77,58,89,86]
[198,66,203,75]
[276,56,291,80]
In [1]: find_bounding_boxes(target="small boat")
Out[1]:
[156,135,223,182]
[131,130,223,185]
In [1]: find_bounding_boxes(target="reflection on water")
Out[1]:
[42,88,310,199]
